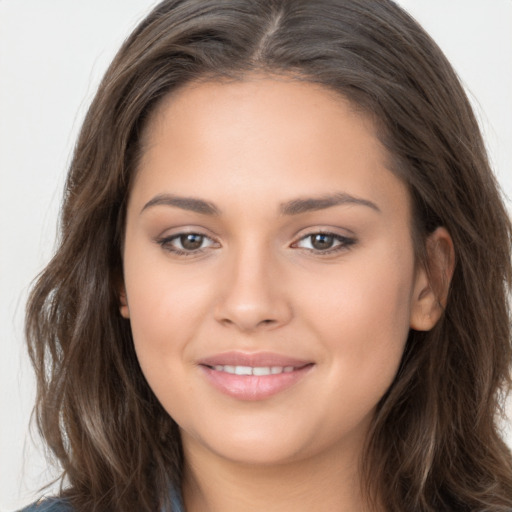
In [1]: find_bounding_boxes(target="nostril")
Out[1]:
[214,291,293,331]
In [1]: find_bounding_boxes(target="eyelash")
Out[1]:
[291,231,357,254]
[156,232,219,256]
[156,231,357,257]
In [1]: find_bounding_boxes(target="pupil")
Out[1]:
[181,234,203,250]
[312,234,333,250]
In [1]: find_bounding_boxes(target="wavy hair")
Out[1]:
[26,0,512,510]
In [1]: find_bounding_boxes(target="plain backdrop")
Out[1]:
[1,1,511,510]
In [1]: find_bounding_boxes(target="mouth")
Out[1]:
[207,365,301,376]
[198,352,314,401]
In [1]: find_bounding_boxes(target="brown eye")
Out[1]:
[292,232,356,254]
[310,234,335,250]
[157,232,217,255]
[180,233,204,250]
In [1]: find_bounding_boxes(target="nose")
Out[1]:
[213,244,293,333]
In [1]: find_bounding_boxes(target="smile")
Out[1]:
[210,365,297,376]
[198,352,314,401]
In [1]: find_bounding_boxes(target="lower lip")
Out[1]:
[200,365,313,401]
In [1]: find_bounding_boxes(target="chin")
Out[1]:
[182,419,318,466]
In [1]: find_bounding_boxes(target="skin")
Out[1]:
[120,77,453,512]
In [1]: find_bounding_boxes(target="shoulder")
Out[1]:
[17,498,73,512]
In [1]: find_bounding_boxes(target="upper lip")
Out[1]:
[197,351,312,368]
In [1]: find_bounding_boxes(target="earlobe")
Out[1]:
[410,227,455,331]
[119,285,130,319]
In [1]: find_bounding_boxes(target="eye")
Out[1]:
[292,232,356,254]
[157,232,218,255]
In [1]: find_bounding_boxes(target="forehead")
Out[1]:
[132,76,410,223]
[143,75,379,150]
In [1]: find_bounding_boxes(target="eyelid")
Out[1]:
[155,229,220,256]
[291,230,357,254]
[154,226,356,256]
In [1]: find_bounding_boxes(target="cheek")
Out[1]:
[124,269,213,410]
[304,243,414,376]
[122,248,214,368]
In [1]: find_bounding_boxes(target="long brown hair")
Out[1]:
[26,1,512,510]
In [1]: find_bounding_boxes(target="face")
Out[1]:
[121,77,430,468]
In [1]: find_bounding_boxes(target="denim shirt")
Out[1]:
[17,488,184,512]
[17,499,72,512]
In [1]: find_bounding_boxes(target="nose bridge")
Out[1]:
[214,237,291,331]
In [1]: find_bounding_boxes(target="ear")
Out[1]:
[410,227,455,331]
[119,282,130,319]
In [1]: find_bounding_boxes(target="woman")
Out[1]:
[22,0,512,510]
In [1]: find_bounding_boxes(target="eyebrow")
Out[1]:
[141,194,220,216]
[140,192,380,216]
[280,193,381,215]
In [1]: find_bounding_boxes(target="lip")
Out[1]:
[198,351,314,401]
[198,351,311,368]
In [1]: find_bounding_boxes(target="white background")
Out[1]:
[1,1,511,510]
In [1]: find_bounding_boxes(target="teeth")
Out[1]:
[253,367,271,376]
[235,366,252,376]
[211,365,296,375]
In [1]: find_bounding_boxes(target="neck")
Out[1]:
[181,434,373,512]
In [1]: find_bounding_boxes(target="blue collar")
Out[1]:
[170,485,184,512]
